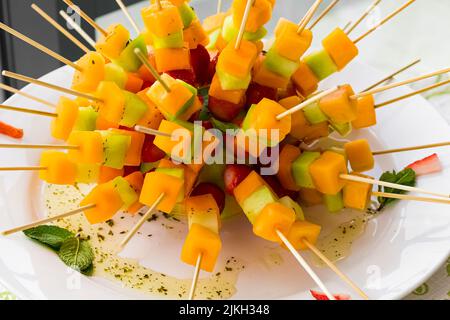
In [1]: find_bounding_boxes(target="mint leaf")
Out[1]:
[198,86,211,121]
[58,237,94,272]
[23,225,74,250]
[377,168,416,210]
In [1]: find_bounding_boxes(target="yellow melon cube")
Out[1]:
[51,97,79,141]
[67,131,104,164]
[286,220,321,250]
[39,151,77,185]
[322,28,359,70]
[253,202,296,243]
[318,85,357,124]
[352,94,377,129]
[71,52,105,93]
[343,172,373,211]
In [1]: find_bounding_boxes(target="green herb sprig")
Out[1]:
[24,225,94,275]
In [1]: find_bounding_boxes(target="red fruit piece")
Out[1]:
[262,175,297,199]
[208,95,245,122]
[141,135,166,163]
[166,69,196,87]
[191,182,226,213]
[123,166,140,176]
[406,153,442,176]
[208,51,220,83]
[310,290,351,300]
[223,164,253,195]
[190,44,211,85]
[246,82,277,106]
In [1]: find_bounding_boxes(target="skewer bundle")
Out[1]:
[0,0,448,301]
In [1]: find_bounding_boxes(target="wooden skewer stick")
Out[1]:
[372,141,450,156]
[155,0,162,10]
[31,3,90,53]
[2,70,101,102]
[135,125,171,138]
[1,204,95,236]
[372,192,450,205]
[309,0,340,30]
[342,21,353,33]
[0,144,79,150]
[0,166,47,172]
[0,22,81,71]
[62,0,107,36]
[276,86,339,120]
[134,48,171,92]
[117,193,165,251]
[375,78,450,109]
[362,59,421,93]
[0,104,57,118]
[302,239,369,300]
[355,66,450,99]
[341,174,450,199]
[297,0,324,35]
[276,230,336,300]
[353,0,416,44]
[188,253,203,300]
[115,0,140,35]
[0,83,56,108]
[235,0,255,50]
[346,0,382,35]
[217,0,223,14]
[59,10,96,49]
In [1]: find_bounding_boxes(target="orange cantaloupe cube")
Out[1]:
[39,151,77,185]
[124,171,144,214]
[183,19,209,49]
[181,223,222,272]
[291,62,319,97]
[139,171,184,213]
[110,129,145,166]
[146,74,194,117]
[217,39,258,79]
[95,24,130,60]
[343,172,373,211]
[286,220,321,250]
[136,89,164,129]
[51,97,79,141]
[233,171,267,206]
[67,131,104,164]
[80,181,124,224]
[153,120,193,158]
[202,12,228,33]
[71,52,105,93]
[98,166,124,183]
[141,2,183,38]
[96,114,120,130]
[318,84,357,124]
[277,144,301,191]
[154,47,191,72]
[232,0,272,33]
[209,74,246,105]
[248,98,291,144]
[253,202,296,243]
[322,28,359,70]
[309,151,348,195]
[274,19,312,61]
[352,94,377,129]
[252,56,290,89]
[96,81,126,124]
[344,139,375,172]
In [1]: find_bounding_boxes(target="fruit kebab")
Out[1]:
[1,171,147,236]
[229,169,336,300]
[207,0,274,121]
[181,184,225,300]
[291,0,415,98]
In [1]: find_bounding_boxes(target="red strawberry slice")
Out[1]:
[141,135,166,163]
[166,69,196,87]
[310,290,351,300]
[246,82,278,106]
[208,95,245,122]
[406,153,442,176]
[190,44,211,85]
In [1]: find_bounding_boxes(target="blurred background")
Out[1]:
[1,0,450,102]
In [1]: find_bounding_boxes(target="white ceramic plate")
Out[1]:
[0,59,449,300]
